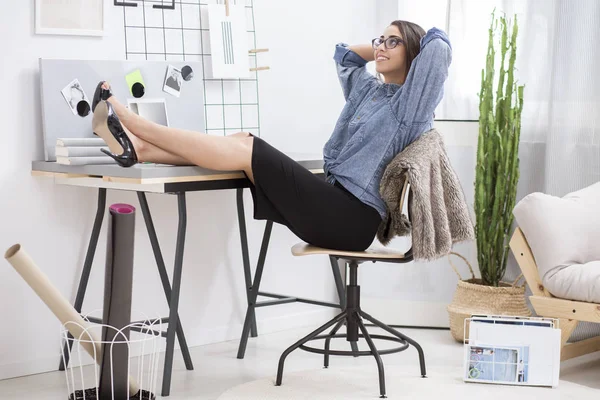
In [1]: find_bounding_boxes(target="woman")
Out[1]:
[91,20,452,252]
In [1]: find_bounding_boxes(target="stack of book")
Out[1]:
[55,138,115,165]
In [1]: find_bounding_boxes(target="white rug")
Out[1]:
[216,365,591,399]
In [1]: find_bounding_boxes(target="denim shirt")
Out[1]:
[323,27,452,219]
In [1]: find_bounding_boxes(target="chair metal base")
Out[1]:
[275,261,426,399]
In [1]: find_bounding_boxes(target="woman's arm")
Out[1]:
[334,43,377,103]
[391,27,452,124]
[348,44,375,63]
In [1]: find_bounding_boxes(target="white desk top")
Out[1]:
[31,154,325,193]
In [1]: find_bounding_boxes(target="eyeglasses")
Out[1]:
[372,36,405,50]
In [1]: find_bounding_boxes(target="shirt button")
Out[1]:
[372,97,376,101]
[356,116,361,120]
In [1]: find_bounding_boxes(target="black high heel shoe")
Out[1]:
[92,100,138,167]
[92,81,113,113]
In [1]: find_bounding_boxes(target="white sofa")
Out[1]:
[512,182,600,303]
[509,181,600,361]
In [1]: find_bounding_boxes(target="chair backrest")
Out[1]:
[394,177,413,261]
[398,178,409,215]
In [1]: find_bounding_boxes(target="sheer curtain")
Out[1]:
[400,0,600,339]
[442,0,599,196]
[516,0,600,195]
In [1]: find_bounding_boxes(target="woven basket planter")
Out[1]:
[446,253,532,342]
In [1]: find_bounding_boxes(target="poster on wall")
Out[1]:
[35,0,105,36]
[207,3,250,79]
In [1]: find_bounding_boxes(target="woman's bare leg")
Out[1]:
[124,128,253,181]
[118,124,250,166]
[104,93,255,182]
[131,135,193,165]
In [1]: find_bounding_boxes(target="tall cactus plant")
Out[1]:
[475,11,524,287]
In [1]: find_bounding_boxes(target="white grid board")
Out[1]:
[119,0,262,137]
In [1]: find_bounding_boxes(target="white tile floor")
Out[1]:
[0,325,598,399]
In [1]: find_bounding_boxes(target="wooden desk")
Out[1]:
[31,158,346,397]
[31,158,325,192]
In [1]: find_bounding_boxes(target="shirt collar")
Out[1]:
[385,82,402,97]
[375,79,402,97]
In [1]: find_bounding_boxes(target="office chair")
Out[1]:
[275,179,426,398]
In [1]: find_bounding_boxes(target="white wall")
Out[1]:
[0,0,377,380]
[255,1,378,153]
[397,0,449,31]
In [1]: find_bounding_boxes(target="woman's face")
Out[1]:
[373,25,406,79]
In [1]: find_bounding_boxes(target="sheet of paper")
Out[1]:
[467,318,561,387]
[162,65,182,97]
[207,4,250,79]
[125,69,145,96]
[60,78,89,116]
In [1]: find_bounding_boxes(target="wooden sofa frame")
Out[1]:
[510,227,600,361]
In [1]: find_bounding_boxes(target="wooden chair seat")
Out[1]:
[291,178,412,263]
[291,242,408,262]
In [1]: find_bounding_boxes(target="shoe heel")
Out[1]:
[101,147,137,168]
[101,147,119,162]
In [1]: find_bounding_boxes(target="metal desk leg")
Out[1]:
[237,220,273,359]
[59,188,106,371]
[137,192,194,373]
[161,193,188,397]
[236,188,258,338]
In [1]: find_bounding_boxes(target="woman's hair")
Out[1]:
[390,20,426,76]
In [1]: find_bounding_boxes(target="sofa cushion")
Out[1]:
[512,181,600,303]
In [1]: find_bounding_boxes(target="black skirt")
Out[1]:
[248,136,381,251]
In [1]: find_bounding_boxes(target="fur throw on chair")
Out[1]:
[377,128,474,261]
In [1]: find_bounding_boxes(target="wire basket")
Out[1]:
[60,310,163,400]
